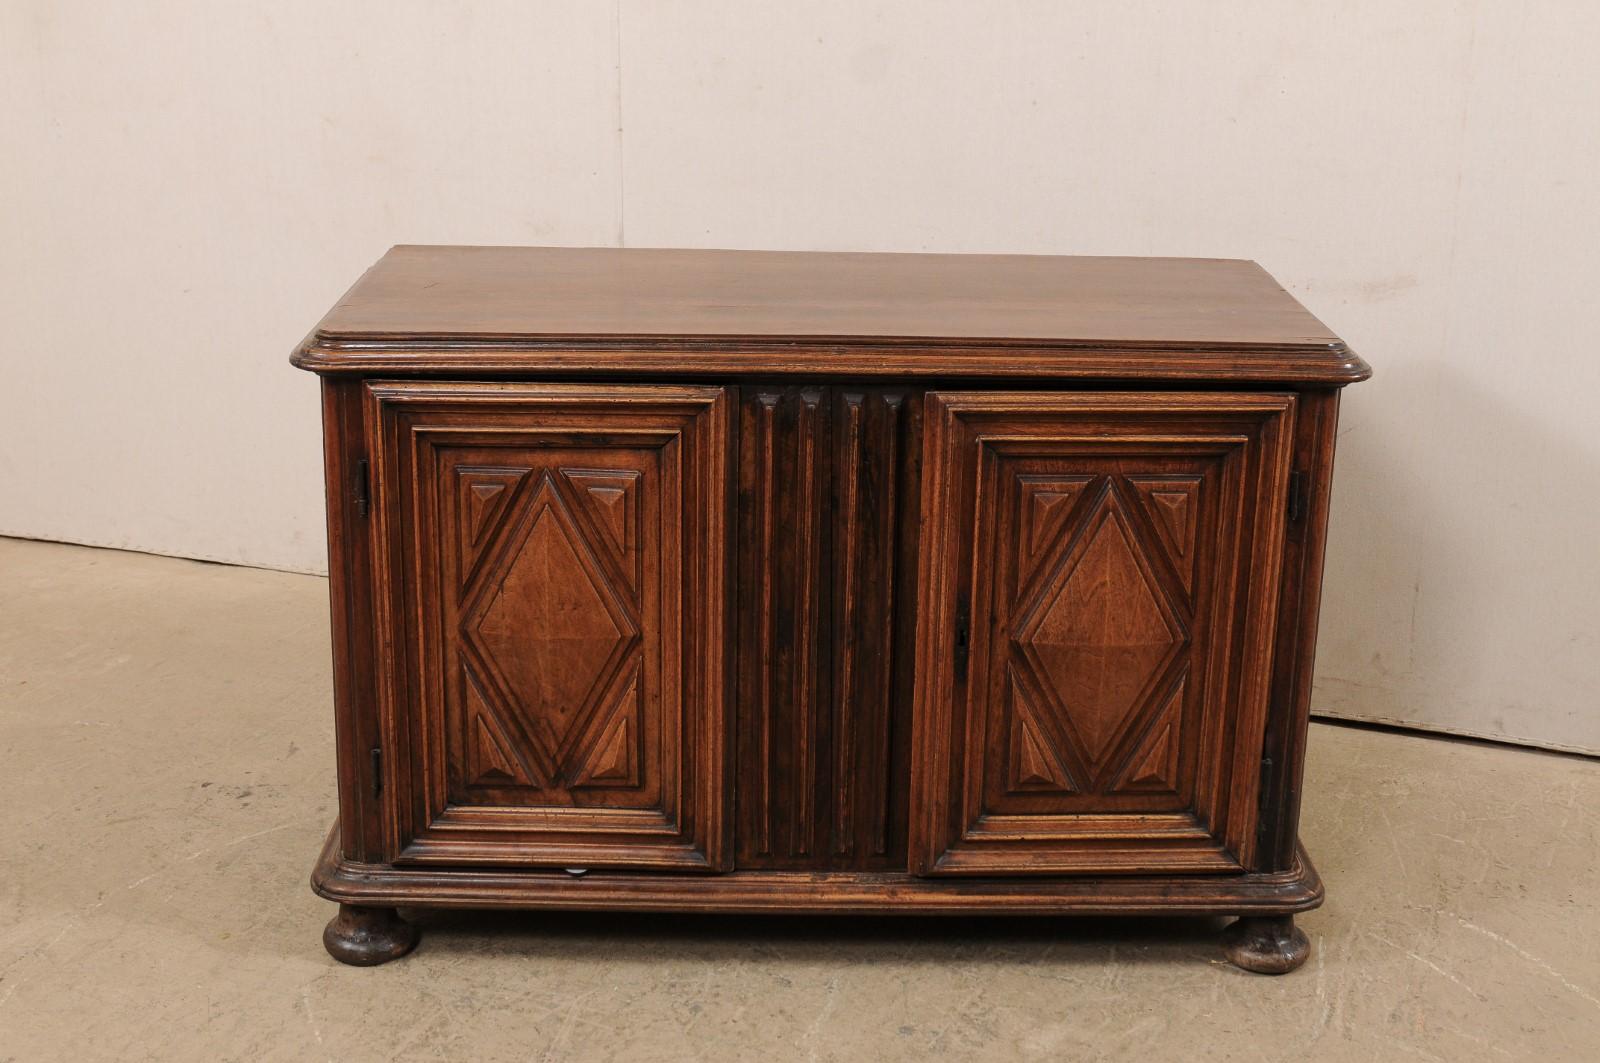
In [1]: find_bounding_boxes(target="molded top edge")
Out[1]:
[295,245,1369,384]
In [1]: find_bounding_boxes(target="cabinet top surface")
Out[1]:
[296,245,1369,384]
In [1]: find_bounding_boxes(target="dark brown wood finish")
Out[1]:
[736,387,829,866]
[364,381,732,871]
[293,246,1370,384]
[313,825,1323,916]
[734,388,917,869]
[909,392,1295,877]
[829,389,919,867]
[1220,915,1312,975]
[321,904,417,967]
[1256,389,1343,873]
[319,377,387,864]
[297,245,1368,973]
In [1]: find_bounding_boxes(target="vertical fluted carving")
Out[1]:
[736,387,910,868]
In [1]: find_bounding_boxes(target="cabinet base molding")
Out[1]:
[312,826,1322,919]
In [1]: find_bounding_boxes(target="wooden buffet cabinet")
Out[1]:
[293,245,1369,973]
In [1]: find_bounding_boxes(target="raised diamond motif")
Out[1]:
[1110,678,1184,794]
[1007,672,1076,793]
[1127,475,1202,592]
[1017,497,1181,765]
[1015,475,1093,590]
[463,476,636,767]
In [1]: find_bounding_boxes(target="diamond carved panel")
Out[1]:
[911,390,1297,876]
[1005,670,1078,794]
[377,381,730,870]
[465,675,535,787]
[561,470,637,553]
[1128,475,1202,593]
[461,473,640,781]
[1109,679,1184,795]
[1015,475,1093,591]
[456,467,529,579]
[572,668,642,789]
[1014,490,1185,779]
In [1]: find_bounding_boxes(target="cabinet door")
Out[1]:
[365,382,731,870]
[910,392,1295,875]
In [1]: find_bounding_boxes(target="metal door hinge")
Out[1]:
[370,747,383,797]
[953,594,971,682]
[353,459,371,517]
[1287,471,1308,523]
[1256,754,1275,836]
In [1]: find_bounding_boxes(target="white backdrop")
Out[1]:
[3,1,1597,753]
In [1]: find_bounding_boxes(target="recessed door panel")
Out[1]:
[366,381,731,871]
[910,392,1295,875]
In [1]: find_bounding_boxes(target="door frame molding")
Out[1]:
[361,380,733,871]
[909,391,1296,876]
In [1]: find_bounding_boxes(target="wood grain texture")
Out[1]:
[363,381,732,871]
[735,388,828,865]
[830,390,915,867]
[1221,914,1311,975]
[833,393,865,856]
[313,824,1324,916]
[296,248,1366,961]
[909,392,1295,876]
[734,388,914,869]
[322,905,417,967]
[1255,389,1343,872]
[293,246,1369,384]
[318,378,386,863]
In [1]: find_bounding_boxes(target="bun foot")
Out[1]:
[322,904,418,966]
[1221,915,1309,975]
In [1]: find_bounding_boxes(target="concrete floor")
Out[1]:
[1,537,1597,1062]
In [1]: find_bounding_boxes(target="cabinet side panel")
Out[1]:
[319,377,384,862]
[1257,389,1342,872]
